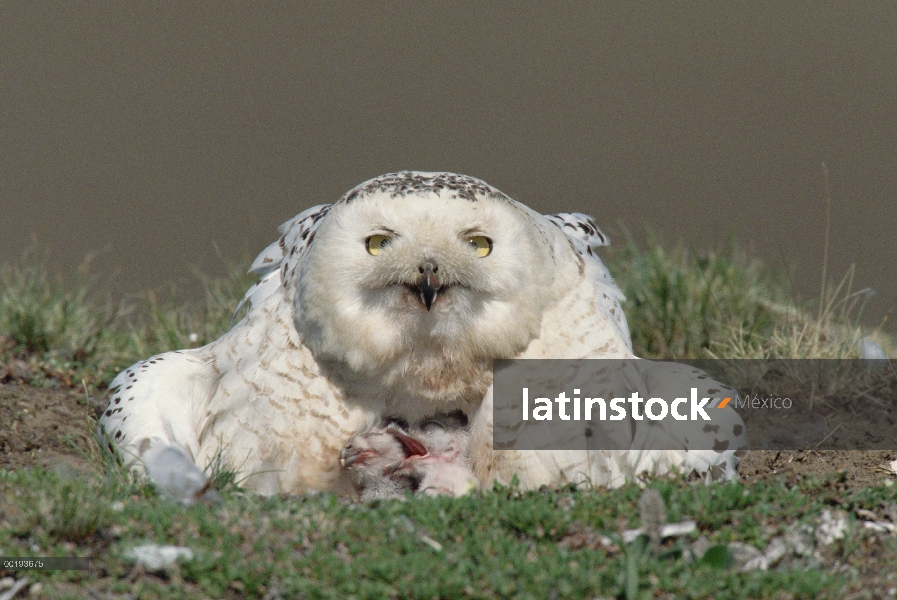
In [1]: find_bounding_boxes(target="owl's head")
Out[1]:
[293,172,578,398]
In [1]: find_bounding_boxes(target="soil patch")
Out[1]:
[739,449,897,488]
[0,382,105,475]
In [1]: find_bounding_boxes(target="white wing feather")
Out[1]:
[101,351,214,460]
[231,204,331,323]
[545,212,632,350]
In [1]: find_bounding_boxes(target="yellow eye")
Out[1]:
[366,235,392,255]
[467,236,492,257]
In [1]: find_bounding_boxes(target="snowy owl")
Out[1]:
[100,171,746,497]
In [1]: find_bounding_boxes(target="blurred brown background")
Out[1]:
[1,3,894,330]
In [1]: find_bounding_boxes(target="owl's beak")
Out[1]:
[414,261,441,310]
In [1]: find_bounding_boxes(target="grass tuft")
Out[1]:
[718,265,873,360]
[0,257,120,362]
[3,470,113,544]
[606,231,890,360]
[0,255,254,388]
[608,233,782,359]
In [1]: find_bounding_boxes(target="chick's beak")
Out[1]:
[340,446,366,468]
[386,423,429,457]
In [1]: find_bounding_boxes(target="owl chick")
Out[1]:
[386,420,478,498]
[340,426,414,501]
[341,413,476,500]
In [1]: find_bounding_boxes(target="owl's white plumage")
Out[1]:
[100,171,746,496]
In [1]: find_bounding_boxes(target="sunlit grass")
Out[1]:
[605,233,890,361]
[4,466,890,598]
[718,266,878,360]
[0,256,120,364]
[0,256,254,387]
[606,234,782,359]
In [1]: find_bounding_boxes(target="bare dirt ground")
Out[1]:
[3,381,895,489]
[0,382,103,476]
[740,449,897,488]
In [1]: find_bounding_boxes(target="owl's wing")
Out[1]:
[102,203,337,500]
[232,204,332,321]
[99,348,221,503]
[627,360,748,481]
[544,212,610,251]
[544,212,631,350]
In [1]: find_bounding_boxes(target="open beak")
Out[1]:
[413,261,441,311]
[385,424,429,458]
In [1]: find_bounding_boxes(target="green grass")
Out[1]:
[605,234,783,360]
[1,238,895,598]
[0,257,255,388]
[605,233,891,360]
[4,468,893,599]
